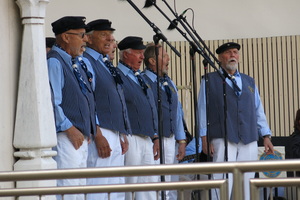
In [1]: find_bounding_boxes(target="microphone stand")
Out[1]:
[143,0,200,65]
[180,16,219,66]
[144,0,210,158]
[202,58,213,200]
[154,34,166,200]
[125,0,181,57]
[179,13,241,93]
[124,1,181,199]
[202,59,211,163]
[156,2,240,196]
[189,46,201,200]
[142,3,206,199]
[143,0,219,162]
[179,14,241,168]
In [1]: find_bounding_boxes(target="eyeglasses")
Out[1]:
[65,32,86,38]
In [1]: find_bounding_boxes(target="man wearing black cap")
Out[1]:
[83,19,130,200]
[47,16,105,200]
[197,42,274,200]
[116,36,159,200]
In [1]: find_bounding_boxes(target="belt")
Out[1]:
[133,134,150,139]
[165,133,174,138]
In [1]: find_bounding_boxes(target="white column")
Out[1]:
[13,0,57,199]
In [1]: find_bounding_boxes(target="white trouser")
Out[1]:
[53,132,88,200]
[87,128,125,200]
[125,135,159,200]
[155,135,176,200]
[211,138,258,200]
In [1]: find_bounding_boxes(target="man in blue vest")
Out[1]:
[116,36,160,200]
[47,16,107,200]
[83,19,130,200]
[197,42,274,200]
[143,43,186,199]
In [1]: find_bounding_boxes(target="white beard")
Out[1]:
[225,62,238,72]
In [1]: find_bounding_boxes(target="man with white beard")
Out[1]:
[197,42,274,200]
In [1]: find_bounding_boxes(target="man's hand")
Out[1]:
[176,142,186,161]
[120,134,129,155]
[201,136,214,157]
[152,137,160,160]
[263,136,274,155]
[65,126,85,150]
[95,127,111,158]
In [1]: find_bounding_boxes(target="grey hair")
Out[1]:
[119,49,132,61]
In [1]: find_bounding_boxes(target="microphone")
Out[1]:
[167,8,189,30]
[179,8,189,18]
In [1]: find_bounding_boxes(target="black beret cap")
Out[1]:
[216,42,241,54]
[86,19,115,32]
[46,37,56,48]
[118,36,146,50]
[51,16,87,35]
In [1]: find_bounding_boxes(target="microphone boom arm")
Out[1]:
[125,0,181,57]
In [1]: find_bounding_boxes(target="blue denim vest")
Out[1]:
[207,72,258,144]
[117,67,158,137]
[143,74,178,137]
[84,52,131,134]
[48,50,96,137]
